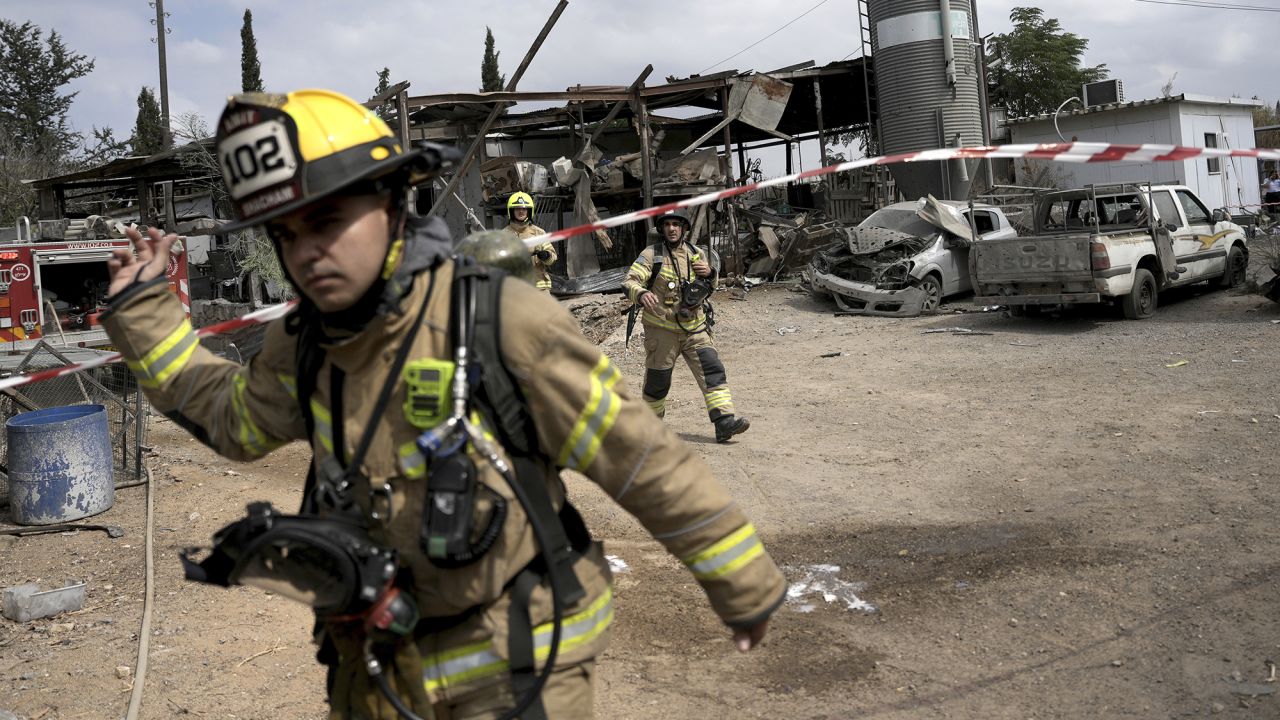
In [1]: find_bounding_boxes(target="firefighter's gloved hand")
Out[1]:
[108,225,177,298]
[733,618,769,652]
[535,250,552,262]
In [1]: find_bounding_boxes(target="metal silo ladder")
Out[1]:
[857,0,892,209]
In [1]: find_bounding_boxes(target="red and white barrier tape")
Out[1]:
[522,141,1280,248]
[3,141,1278,393]
[0,300,298,393]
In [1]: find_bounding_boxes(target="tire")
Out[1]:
[915,274,943,313]
[1217,245,1246,289]
[1123,268,1158,320]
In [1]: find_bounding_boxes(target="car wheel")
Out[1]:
[1123,268,1158,320]
[1218,245,1246,289]
[915,274,943,312]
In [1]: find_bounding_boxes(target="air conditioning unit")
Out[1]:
[1082,79,1124,108]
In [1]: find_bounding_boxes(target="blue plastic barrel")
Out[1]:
[6,404,114,525]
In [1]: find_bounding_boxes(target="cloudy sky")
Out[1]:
[3,0,1277,161]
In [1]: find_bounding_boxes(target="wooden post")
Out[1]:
[727,203,741,277]
[814,77,828,168]
[637,88,654,214]
[785,141,793,175]
[428,0,568,216]
[719,87,735,184]
[136,180,152,226]
[578,65,653,163]
[736,144,747,184]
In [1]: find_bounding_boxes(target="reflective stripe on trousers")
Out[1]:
[422,587,614,693]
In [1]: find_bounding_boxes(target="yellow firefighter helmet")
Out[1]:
[214,89,454,233]
[506,192,535,223]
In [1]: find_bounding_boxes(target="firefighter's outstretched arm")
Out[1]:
[499,280,788,648]
[101,226,305,461]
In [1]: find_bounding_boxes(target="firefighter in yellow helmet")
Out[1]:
[504,191,557,292]
[98,88,785,719]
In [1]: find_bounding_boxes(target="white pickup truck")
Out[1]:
[971,184,1249,319]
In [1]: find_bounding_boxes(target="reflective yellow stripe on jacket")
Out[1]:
[310,398,334,454]
[230,372,281,455]
[557,356,622,471]
[126,320,198,388]
[683,524,764,580]
[422,587,614,693]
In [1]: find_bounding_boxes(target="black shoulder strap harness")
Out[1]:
[294,264,588,720]
[623,243,668,349]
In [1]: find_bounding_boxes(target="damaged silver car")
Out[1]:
[807,198,1017,317]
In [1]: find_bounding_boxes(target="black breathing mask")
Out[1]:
[180,502,405,620]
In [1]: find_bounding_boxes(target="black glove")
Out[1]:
[535,250,552,262]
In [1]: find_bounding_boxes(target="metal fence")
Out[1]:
[0,342,149,507]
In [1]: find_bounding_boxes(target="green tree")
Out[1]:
[481,27,505,92]
[240,9,264,93]
[986,7,1108,118]
[373,67,392,119]
[1254,99,1280,156]
[130,87,166,156]
[82,126,129,166]
[0,19,95,160]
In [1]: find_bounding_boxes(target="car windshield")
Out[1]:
[860,208,939,239]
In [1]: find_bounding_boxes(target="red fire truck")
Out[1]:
[0,228,189,350]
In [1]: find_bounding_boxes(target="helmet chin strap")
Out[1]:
[295,191,409,335]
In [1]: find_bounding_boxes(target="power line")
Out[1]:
[1134,0,1280,11]
[697,0,832,75]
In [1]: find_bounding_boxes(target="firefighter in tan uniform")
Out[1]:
[624,211,750,443]
[100,89,785,719]
[504,192,556,292]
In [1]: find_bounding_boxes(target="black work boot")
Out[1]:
[714,415,750,443]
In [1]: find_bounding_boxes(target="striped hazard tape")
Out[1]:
[1,141,1277,393]
[0,300,297,393]
[520,141,1280,249]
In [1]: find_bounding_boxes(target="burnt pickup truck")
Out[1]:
[971,184,1248,319]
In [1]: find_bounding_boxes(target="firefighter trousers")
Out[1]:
[641,325,735,422]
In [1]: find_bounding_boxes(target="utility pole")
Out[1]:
[151,0,172,147]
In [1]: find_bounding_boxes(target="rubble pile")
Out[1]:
[734,206,842,279]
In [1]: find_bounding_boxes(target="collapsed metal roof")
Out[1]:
[400,58,876,149]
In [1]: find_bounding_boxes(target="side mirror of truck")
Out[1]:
[1164,222,1179,234]
[1211,208,1230,224]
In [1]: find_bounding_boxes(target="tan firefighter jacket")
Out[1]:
[100,220,785,703]
[506,221,556,291]
[623,241,715,333]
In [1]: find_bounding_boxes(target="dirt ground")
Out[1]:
[3,274,1279,719]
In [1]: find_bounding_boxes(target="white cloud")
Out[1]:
[1,0,1273,158]
[172,38,225,65]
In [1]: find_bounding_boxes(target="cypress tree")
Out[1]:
[481,27,505,92]
[240,9,264,93]
[130,87,166,156]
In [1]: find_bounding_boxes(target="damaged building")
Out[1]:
[378,58,882,292]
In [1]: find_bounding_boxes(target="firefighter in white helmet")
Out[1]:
[504,191,556,292]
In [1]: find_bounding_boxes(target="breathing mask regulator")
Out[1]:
[657,210,717,330]
[180,502,418,639]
